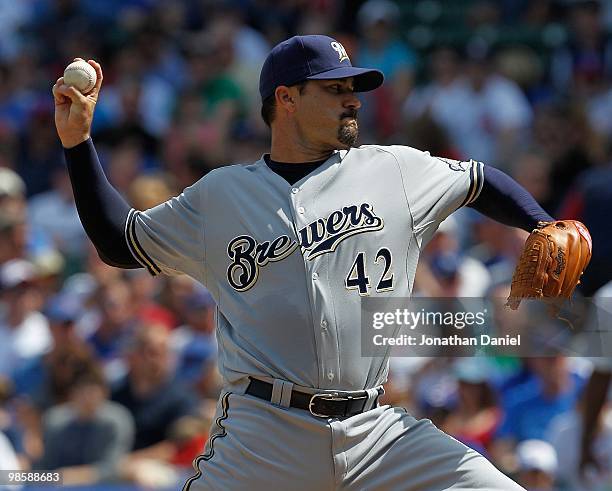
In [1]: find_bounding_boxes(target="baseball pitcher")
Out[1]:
[53,35,591,490]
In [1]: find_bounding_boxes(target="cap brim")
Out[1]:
[307,67,384,92]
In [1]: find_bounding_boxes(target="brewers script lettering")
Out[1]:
[227,203,384,291]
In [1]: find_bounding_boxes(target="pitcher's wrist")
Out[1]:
[61,133,90,149]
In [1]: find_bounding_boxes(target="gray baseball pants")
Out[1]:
[184,389,525,491]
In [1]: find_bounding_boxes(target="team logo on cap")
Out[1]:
[331,41,349,62]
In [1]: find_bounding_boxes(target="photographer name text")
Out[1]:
[372,334,521,346]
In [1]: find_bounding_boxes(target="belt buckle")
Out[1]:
[308,392,345,418]
[308,392,369,418]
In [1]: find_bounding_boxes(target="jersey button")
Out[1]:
[327,371,335,381]
[312,272,319,280]
[297,206,305,214]
[291,187,299,194]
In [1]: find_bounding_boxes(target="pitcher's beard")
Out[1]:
[338,119,359,148]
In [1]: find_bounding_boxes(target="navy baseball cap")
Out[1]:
[259,35,384,101]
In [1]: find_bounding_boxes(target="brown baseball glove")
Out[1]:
[506,220,592,310]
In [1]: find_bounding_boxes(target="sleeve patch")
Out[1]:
[435,157,471,173]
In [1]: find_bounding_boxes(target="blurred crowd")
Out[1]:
[1,0,612,489]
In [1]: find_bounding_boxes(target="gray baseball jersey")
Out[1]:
[124,144,483,391]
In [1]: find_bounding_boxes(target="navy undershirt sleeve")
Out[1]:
[469,165,554,232]
[64,138,141,268]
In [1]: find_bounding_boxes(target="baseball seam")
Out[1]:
[65,66,95,91]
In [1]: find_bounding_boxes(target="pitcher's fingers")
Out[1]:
[52,79,68,103]
[55,84,88,105]
[87,59,103,93]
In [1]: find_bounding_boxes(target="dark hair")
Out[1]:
[261,81,308,127]
[71,365,107,391]
[261,95,276,127]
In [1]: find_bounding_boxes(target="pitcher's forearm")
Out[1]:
[64,138,140,268]
[469,165,554,231]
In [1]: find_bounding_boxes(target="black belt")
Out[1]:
[245,378,382,418]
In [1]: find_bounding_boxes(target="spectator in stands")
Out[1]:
[442,359,502,451]
[557,163,612,295]
[0,168,29,264]
[402,110,463,161]
[16,104,64,198]
[94,47,164,160]
[171,285,217,388]
[112,324,196,451]
[511,151,553,212]
[0,430,21,490]
[547,375,612,490]
[157,275,205,328]
[28,165,87,262]
[409,41,532,168]
[185,36,246,149]
[0,259,50,376]
[356,0,417,139]
[166,285,223,403]
[515,439,558,491]
[545,282,612,490]
[551,0,612,96]
[162,89,225,189]
[118,414,210,489]
[0,377,28,472]
[83,243,122,290]
[468,216,528,283]
[466,42,534,167]
[404,45,463,152]
[35,365,134,485]
[87,278,138,382]
[13,293,94,410]
[127,173,176,212]
[0,59,37,135]
[505,356,586,441]
[0,210,27,267]
[0,167,26,217]
[124,269,176,331]
[414,216,491,297]
[105,139,149,198]
[0,166,63,276]
[492,355,587,472]
[484,282,535,396]
[532,100,599,213]
[109,30,178,139]
[0,1,30,63]
[9,294,99,466]
[205,6,270,111]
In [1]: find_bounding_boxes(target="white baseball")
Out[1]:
[63,60,97,94]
